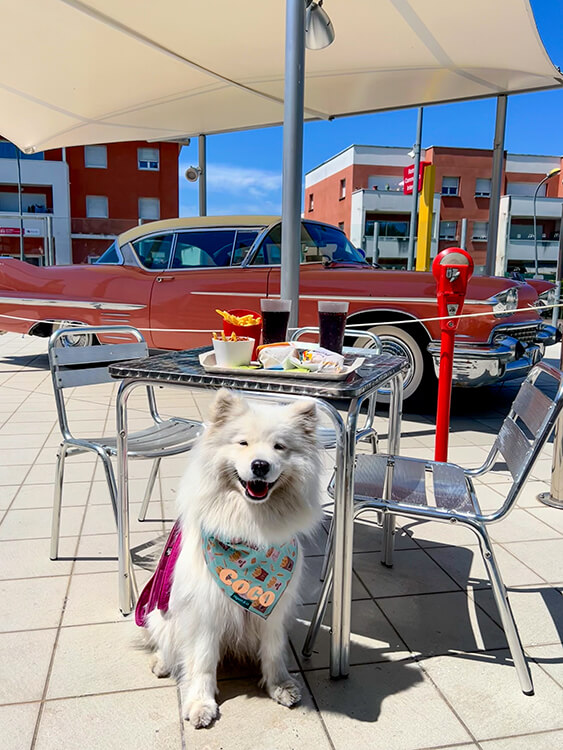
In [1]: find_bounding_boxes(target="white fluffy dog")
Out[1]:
[145,388,322,728]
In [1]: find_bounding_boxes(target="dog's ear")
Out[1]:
[287,399,317,437]
[209,388,246,426]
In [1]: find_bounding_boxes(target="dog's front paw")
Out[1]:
[269,678,301,707]
[184,698,219,729]
[150,652,171,678]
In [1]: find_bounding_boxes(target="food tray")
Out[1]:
[198,350,365,381]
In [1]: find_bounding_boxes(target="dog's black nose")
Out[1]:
[251,460,270,478]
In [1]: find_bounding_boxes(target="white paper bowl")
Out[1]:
[212,337,254,367]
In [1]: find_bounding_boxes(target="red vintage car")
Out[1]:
[0,216,558,403]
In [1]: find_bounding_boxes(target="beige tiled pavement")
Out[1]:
[0,332,562,749]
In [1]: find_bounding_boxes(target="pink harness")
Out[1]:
[135,520,182,627]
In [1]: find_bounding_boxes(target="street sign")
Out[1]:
[403,160,431,195]
[0,227,41,236]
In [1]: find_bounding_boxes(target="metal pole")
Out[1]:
[460,218,467,250]
[372,221,380,266]
[407,107,423,271]
[552,204,563,328]
[198,134,207,217]
[533,179,542,277]
[281,0,306,328]
[533,169,560,278]
[46,214,54,266]
[485,95,507,276]
[15,146,24,262]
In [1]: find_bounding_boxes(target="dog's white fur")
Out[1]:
[145,389,322,728]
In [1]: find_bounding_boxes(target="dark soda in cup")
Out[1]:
[318,301,349,354]
[260,299,291,345]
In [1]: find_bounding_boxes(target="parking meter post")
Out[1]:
[538,341,563,508]
[432,248,474,462]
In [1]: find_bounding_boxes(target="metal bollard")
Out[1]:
[538,338,563,509]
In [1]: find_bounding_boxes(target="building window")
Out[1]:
[138,147,159,171]
[339,178,346,200]
[441,177,459,196]
[84,145,107,169]
[139,197,160,221]
[367,175,403,191]
[308,193,314,212]
[506,182,543,197]
[472,221,488,241]
[475,178,491,197]
[439,221,457,240]
[86,195,108,218]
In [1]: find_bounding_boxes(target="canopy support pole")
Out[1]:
[281,0,306,328]
[485,95,507,275]
[198,135,207,217]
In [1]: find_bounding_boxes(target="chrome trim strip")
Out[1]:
[189,290,487,305]
[0,297,146,311]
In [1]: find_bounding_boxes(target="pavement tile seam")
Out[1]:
[26,464,98,747]
[493,538,560,587]
[287,642,339,750]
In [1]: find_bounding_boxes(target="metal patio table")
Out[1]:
[109,346,406,679]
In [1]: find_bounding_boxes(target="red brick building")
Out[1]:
[0,140,180,264]
[305,145,563,273]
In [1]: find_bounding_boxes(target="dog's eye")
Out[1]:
[239,440,248,446]
[274,443,286,451]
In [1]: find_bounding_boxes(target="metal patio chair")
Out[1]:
[289,326,382,451]
[290,326,383,578]
[48,325,204,560]
[303,361,563,695]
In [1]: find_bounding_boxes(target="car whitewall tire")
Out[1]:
[354,325,425,403]
[53,322,94,348]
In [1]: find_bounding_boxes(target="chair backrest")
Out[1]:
[486,361,563,516]
[48,325,148,439]
[290,326,382,354]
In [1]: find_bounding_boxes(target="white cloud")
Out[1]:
[179,162,283,215]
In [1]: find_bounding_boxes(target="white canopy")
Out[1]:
[1,0,561,154]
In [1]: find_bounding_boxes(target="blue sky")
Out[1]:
[178,0,563,217]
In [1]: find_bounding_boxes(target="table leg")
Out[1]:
[381,373,403,567]
[116,379,135,615]
[330,397,359,678]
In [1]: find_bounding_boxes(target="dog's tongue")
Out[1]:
[247,480,269,499]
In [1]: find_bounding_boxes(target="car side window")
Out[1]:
[172,230,236,268]
[95,241,122,265]
[231,230,259,265]
[251,223,319,265]
[251,224,281,265]
[131,234,173,270]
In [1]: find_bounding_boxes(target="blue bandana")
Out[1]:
[202,532,298,619]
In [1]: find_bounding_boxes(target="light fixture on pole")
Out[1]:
[533,167,561,277]
[305,1,335,50]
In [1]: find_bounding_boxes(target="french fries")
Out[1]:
[215,309,261,326]
[212,331,249,341]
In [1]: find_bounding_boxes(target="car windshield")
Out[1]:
[252,221,367,265]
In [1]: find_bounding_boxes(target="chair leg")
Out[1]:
[472,523,534,695]
[381,513,396,567]
[50,444,67,560]
[94,450,118,525]
[138,457,161,521]
[303,558,333,658]
[99,451,138,608]
[319,513,334,581]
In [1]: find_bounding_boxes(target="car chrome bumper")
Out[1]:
[428,323,560,388]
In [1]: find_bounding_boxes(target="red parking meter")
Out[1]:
[432,248,474,462]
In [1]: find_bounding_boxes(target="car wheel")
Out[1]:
[53,324,94,348]
[354,325,427,403]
